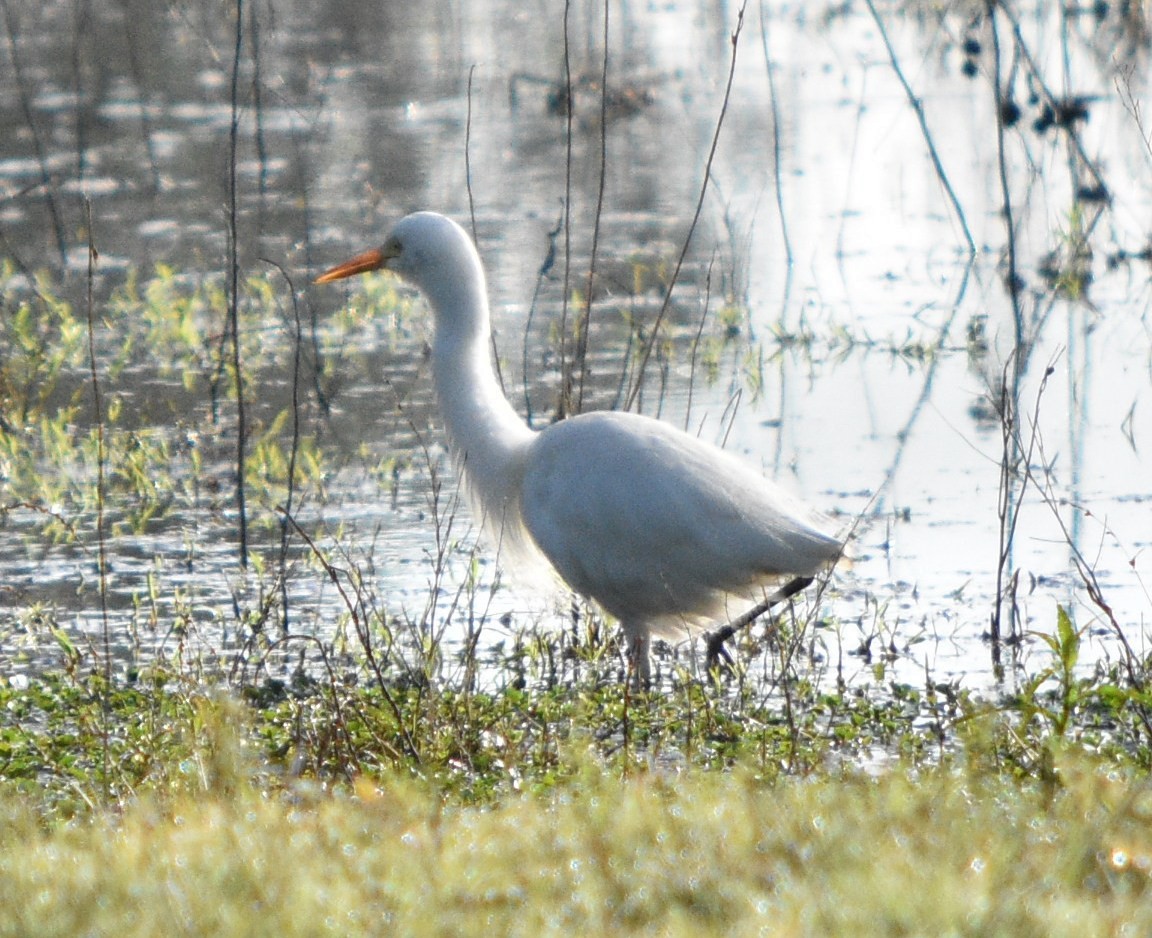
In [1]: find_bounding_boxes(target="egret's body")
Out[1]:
[317,212,841,683]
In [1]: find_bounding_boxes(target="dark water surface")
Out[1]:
[1,1,1150,693]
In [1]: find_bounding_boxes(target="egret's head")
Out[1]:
[315,212,484,322]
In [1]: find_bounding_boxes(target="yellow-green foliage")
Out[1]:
[0,268,87,425]
[332,270,419,338]
[106,265,219,378]
[0,261,371,538]
[0,738,1149,937]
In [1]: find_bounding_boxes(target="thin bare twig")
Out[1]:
[228,0,249,568]
[261,258,304,634]
[82,199,111,801]
[1115,67,1152,165]
[522,210,563,424]
[119,0,161,193]
[988,6,1024,348]
[279,508,421,762]
[464,65,507,398]
[248,1,269,205]
[758,0,792,272]
[571,0,611,414]
[465,64,478,241]
[993,352,1061,661]
[624,0,750,412]
[1,0,67,264]
[557,0,576,417]
[70,0,91,182]
[683,255,716,433]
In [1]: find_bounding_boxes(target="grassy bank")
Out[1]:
[1,719,1150,936]
[2,664,1152,935]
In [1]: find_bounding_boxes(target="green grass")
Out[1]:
[0,648,1151,936]
[1,714,1150,937]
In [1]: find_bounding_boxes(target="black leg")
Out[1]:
[705,576,814,673]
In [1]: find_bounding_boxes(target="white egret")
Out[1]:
[316,212,841,686]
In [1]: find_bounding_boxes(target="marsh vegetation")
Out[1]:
[0,0,1150,932]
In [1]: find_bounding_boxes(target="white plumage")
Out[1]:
[317,212,841,685]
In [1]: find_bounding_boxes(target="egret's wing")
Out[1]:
[519,411,840,628]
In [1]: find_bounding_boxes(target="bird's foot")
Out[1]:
[704,577,817,679]
[705,625,738,677]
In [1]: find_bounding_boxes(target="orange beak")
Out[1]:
[314,247,388,284]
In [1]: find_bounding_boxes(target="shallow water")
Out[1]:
[0,1,1149,694]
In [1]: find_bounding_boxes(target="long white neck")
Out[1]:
[429,295,536,538]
